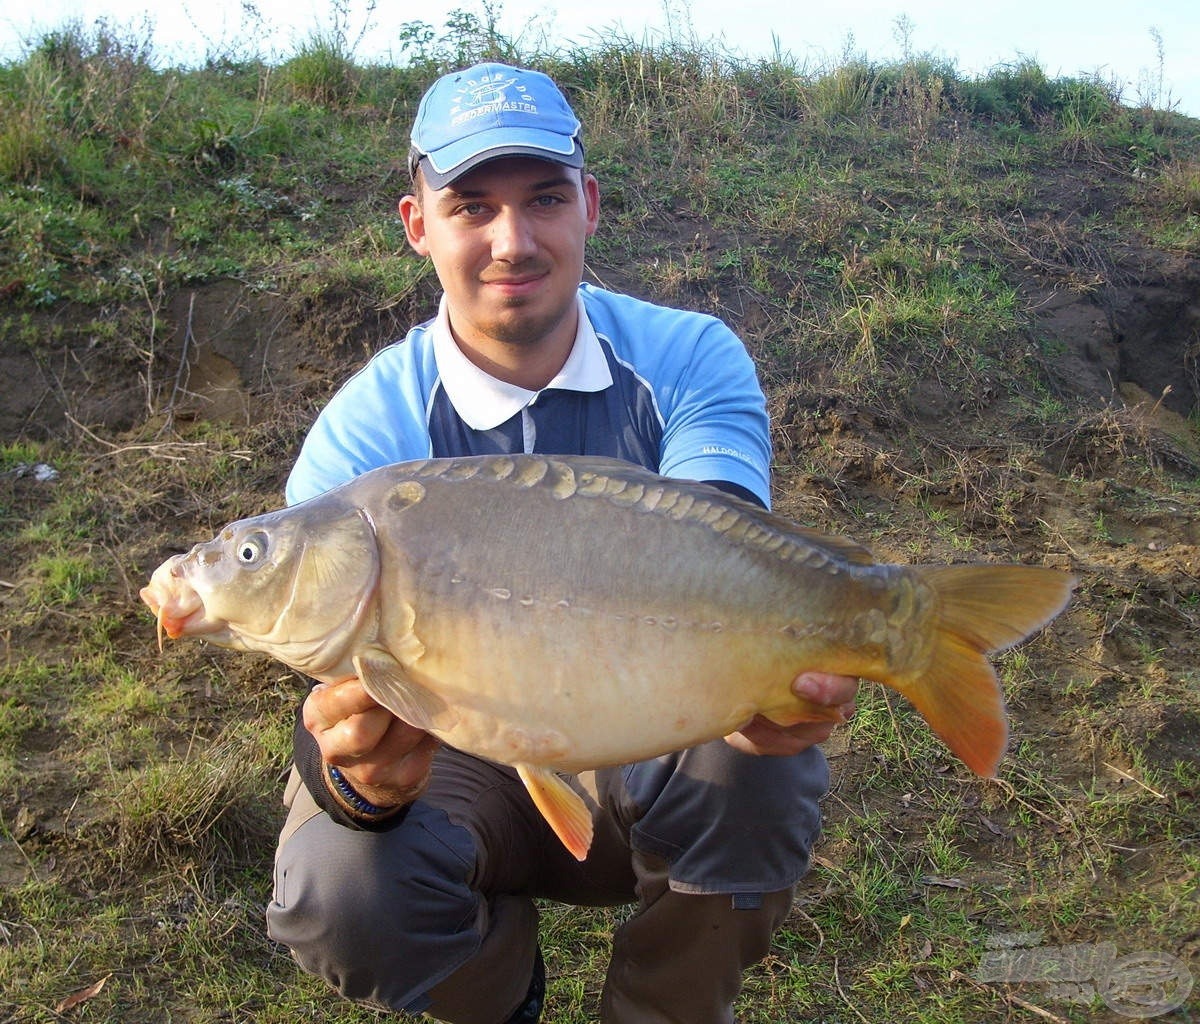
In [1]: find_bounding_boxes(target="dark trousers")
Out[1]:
[267,741,827,1023]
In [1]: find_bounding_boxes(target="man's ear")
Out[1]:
[398,193,430,256]
[583,173,600,239]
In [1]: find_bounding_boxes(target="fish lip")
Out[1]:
[139,571,214,645]
[159,604,211,638]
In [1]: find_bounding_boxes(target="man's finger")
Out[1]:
[317,706,397,760]
[792,671,859,708]
[344,730,441,793]
[304,678,386,733]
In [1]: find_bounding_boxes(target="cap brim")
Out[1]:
[418,131,583,189]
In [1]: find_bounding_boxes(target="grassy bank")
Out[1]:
[1,9,1198,1023]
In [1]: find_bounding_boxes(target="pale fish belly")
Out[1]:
[388,573,831,773]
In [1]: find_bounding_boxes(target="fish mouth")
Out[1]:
[139,556,215,650]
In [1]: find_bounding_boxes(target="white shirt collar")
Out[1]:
[432,293,613,431]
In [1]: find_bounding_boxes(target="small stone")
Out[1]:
[13,806,36,841]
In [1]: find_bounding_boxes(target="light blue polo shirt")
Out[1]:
[286,283,771,507]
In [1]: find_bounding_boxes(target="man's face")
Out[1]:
[399,157,600,354]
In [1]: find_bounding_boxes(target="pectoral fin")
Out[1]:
[515,764,593,861]
[354,650,457,733]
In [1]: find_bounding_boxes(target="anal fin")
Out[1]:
[760,698,850,729]
[515,764,593,861]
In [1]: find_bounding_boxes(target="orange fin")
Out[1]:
[896,565,1076,777]
[760,701,849,728]
[900,631,1010,776]
[515,764,593,861]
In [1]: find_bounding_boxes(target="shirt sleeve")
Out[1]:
[656,317,772,508]
[703,478,765,509]
[285,343,434,506]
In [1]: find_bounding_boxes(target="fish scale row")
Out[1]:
[403,454,851,572]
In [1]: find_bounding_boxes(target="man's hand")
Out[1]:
[303,678,440,810]
[725,672,858,756]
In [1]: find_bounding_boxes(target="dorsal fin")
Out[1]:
[750,512,877,565]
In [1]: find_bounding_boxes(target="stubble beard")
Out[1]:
[478,291,575,348]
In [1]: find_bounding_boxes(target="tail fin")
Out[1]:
[898,565,1076,777]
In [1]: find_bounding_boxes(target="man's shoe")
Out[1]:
[506,947,545,1023]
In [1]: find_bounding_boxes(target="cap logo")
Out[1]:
[450,71,538,129]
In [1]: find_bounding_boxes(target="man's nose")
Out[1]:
[489,207,537,262]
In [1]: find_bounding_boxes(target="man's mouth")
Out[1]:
[482,265,549,290]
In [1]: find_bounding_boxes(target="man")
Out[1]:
[266,62,858,1023]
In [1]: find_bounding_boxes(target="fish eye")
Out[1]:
[235,531,269,564]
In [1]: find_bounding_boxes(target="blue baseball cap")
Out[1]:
[409,62,584,190]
